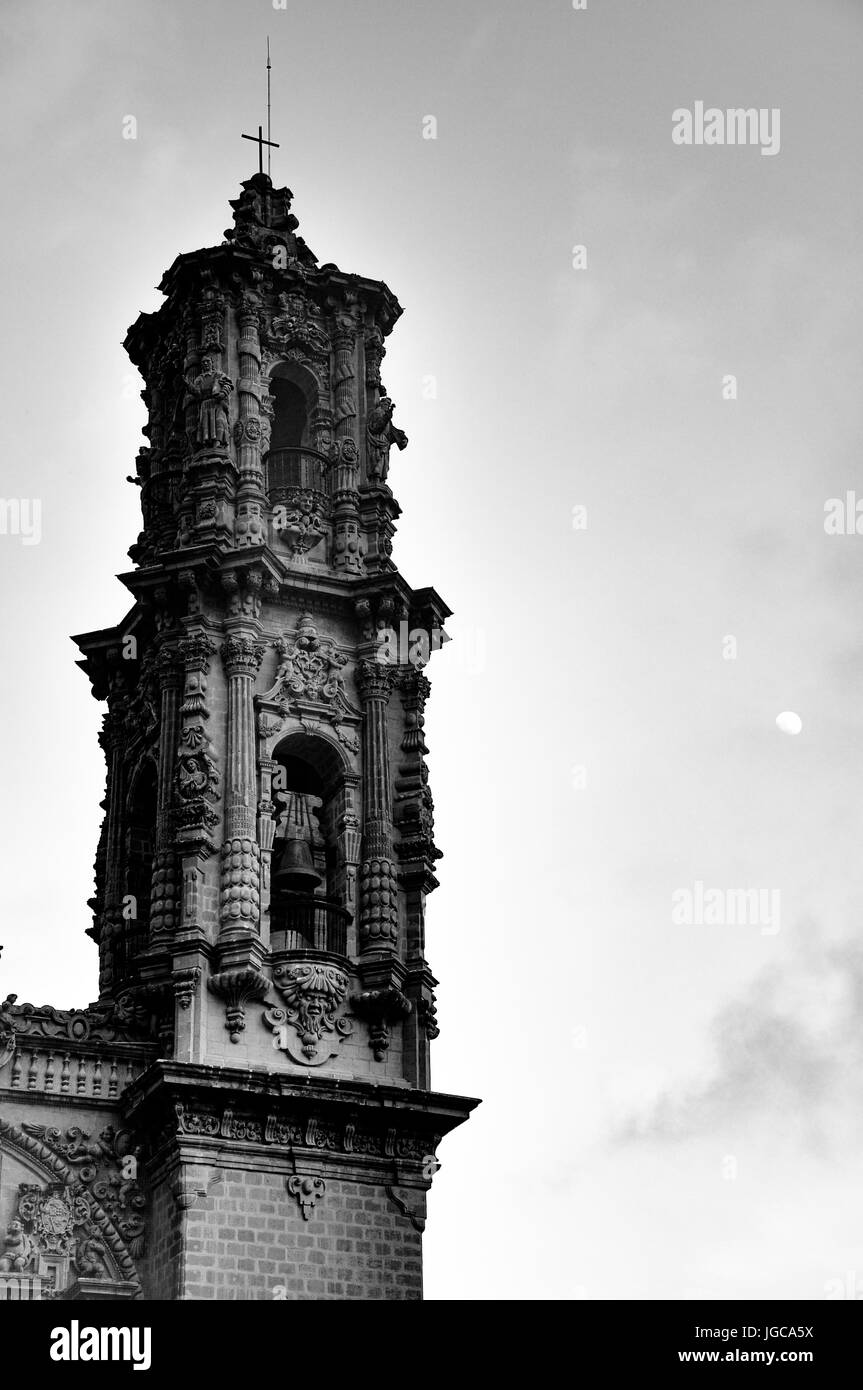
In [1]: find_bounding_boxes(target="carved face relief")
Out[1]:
[265,963,352,1066]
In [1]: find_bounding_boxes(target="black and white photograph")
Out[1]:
[1,0,862,1359]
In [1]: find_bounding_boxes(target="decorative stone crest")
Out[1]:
[286,1174,325,1220]
[258,616,359,735]
[265,962,352,1065]
[17,1185,99,1267]
[273,614,346,701]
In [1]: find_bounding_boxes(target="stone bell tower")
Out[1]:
[0,169,477,1302]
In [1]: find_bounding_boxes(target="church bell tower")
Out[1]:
[0,165,476,1302]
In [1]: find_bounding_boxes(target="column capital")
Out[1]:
[221,633,265,678]
[358,660,395,703]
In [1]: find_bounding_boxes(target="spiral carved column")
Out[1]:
[234,294,267,548]
[332,320,363,574]
[358,661,398,951]
[218,633,263,938]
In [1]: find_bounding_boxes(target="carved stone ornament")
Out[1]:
[352,986,411,1061]
[224,176,317,267]
[18,1125,147,1258]
[175,727,220,803]
[221,632,265,677]
[271,614,346,701]
[258,615,358,728]
[173,967,201,1011]
[209,966,269,1043]
[335,724,360,755]
[272,488,330,557]
[286,1174,325,1220]
[15,1184,108,1278]
[0,1218,35,1272]
[166,1100,433,1164]
[265,962,352,1065]
[268,292,330,359]
[0,991,152,1045]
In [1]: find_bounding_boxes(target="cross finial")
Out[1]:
[241,124,279,178]
[241,40,279,178]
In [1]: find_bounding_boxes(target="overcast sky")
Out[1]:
[3,0,863,1300]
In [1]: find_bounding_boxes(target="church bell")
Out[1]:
[272,836,322,893]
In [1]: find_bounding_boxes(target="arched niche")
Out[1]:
[268,731,359,958]
[266,361,320,453]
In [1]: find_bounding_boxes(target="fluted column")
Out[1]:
[358,661,398,951]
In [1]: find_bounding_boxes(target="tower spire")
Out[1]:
[241,44,279,179]
[267,36,272,178]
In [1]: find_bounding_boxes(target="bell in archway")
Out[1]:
[272,836,322,894]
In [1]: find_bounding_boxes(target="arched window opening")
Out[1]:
[270,742,350,957]
[269,378,308,450]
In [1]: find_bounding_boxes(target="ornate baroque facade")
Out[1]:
[0,172,477,1301]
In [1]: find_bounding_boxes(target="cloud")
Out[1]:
[619,921,863,1151]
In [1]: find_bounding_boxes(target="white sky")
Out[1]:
[2,0,863,1299]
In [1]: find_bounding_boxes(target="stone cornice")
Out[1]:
[122,1062,478,1184]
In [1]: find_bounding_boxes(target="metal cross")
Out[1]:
[242,125,279,177]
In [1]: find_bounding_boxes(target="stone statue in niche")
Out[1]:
[366,396,408,481]
[185,356,233,448]
[0,1219,34,1272]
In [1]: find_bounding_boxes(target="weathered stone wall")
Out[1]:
[174,1171,423,1301]
[137,1173,182,1301]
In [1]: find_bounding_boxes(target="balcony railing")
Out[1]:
[266,447,329,495]
[271,894,350,957]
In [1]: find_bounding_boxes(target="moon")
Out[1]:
[776,711,803,736]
